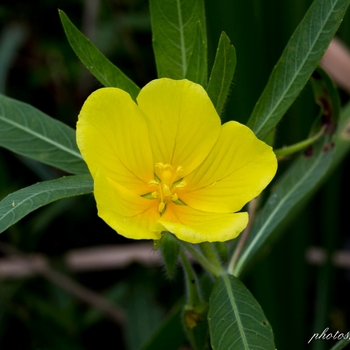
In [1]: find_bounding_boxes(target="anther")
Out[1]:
[148,180,159,187]
[175,180,187,188]
[176,165,183,173]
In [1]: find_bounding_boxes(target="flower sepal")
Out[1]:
[158,231,181,278]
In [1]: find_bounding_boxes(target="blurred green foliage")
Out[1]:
[0,0,349,349]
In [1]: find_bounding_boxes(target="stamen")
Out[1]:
[176,165,183,173]
[175,180,187,189]
[155,162,164,169]
[148,180,159,187]
[158,201,165,213]
[147,163,187,213]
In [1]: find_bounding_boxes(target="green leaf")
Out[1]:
[208,274,275,350]
[207,32,236,116]
[186,21,207,87]
[247,0,350,140]
[0,94,88,174]
[328,334,350,350]
[149,0,207,80]
[0,174,93,234]
[233,134,334,277]
[59,10,140,100]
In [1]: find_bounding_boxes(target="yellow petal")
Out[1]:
[137,79,221,178]
[77,88,154,195]
[179,121,277,213]
[94,170,162,240]
[159,203,248,243]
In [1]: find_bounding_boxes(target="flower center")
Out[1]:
[147,162,186,213]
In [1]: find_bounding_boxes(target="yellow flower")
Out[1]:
[77,78,277,243]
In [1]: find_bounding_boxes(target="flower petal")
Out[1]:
[77,88,154,195]
[159,203,248,243]
[137,79,221,178]
[179,121,277,213]
[94,170,161,240]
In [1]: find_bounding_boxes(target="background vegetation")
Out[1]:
[0,0,349,349]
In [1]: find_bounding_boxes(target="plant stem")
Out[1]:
[227,198,258,275]
[199,242,222,270]
[179,251,202,306]
[181,242,223,277]
[274,126,325,159]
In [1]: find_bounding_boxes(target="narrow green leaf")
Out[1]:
[59,10,140,100]
[328,334,350,350]
[186,21,207,87]
[0,174,93,234]
[0,94,88,174]
[233,135,334,277]
[149,0,207,80]
[208,274,275,350]
[207,32,236,115]
[247,0,350,139]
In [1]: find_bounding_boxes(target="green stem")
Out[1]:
[181,242,223,277]
[274,126,325,158]
[179,251,202,306]
[199,242,222,270]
